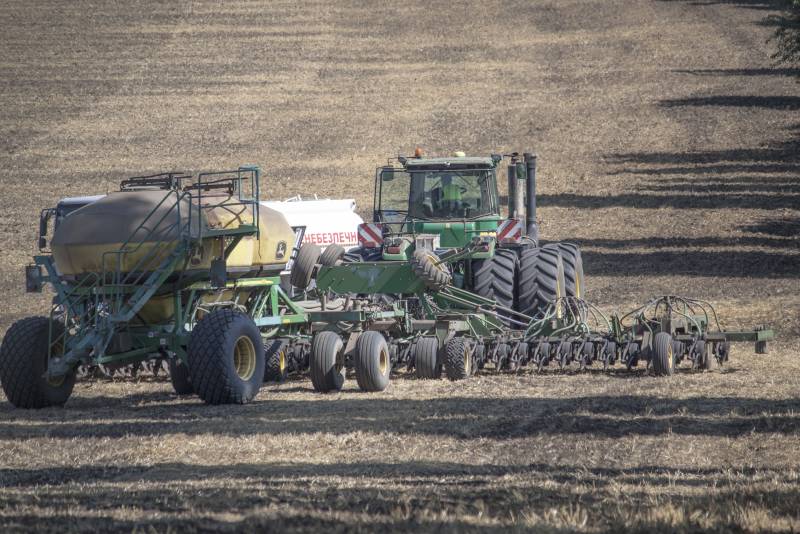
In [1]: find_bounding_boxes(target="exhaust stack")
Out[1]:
[524,152,538,244]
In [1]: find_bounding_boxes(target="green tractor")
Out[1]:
[341,150,584,318]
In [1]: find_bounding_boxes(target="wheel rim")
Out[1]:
[463,345,471,375]
[575,271,582,298]
[233,335,257,380]
[379,347,389,375]
[279,350,286,374]
[47,339,65,387]
[426,253,448,276]
[667,343,674,370]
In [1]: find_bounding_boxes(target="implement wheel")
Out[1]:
[0,317,75,409]
[445,337,472,381]
[290,243,321,289]
[310,332,346,393]
[652,332,675,376]
[544,242,585,298]
[168,358,194,395]
[188,309,265,404]
[320,244,345,267]
[518,247,566,318]
[414,337,441,379]
[354,331,391,392]
[264,339,289,382]
[472,248,517,313]
[411,249,451,290]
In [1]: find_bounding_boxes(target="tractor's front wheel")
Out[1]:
[0,316,75,409]
[188,309,265,404]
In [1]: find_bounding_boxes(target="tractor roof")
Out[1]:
[402,156,496,170]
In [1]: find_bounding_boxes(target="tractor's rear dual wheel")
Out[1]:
[0,316,75,409]
[188,309,265,404]
[518,247,566,318]
[472,248,517,313]
[544,242,585,298]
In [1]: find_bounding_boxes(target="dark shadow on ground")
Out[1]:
[674,67,800,76]
[1,395,798,440]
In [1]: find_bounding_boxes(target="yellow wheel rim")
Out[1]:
[575,272,582,299]
[233,335,257,380]
[47,339,65,387]
[279,350,286,374]
[464,346,471,375]
[555,275,564,319]
[667,343,674,370]
[379,347,389,375]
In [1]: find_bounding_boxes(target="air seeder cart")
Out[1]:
[1,167,310,408]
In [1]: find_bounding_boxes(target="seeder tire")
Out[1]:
[0,317,75,409]
[169,358,194,395]
[697,340,715,370]
[652,332,675,376]
[414,337,441,379]
[264,339,289,382]
[518,247,566,318]
[188,309,265,404]
[445,337,472,381]
[319,244,346,267]
[310,332,346,393]
[354,331,391,392]
[290,243,321,289]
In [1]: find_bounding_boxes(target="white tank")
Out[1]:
[260,197,363,250]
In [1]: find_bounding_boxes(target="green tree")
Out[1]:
[772,0,800,66]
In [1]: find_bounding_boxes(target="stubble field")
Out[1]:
[0,0,798,531]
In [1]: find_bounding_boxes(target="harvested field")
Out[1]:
[0,0,798,532]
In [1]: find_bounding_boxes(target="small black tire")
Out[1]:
[472,248,517,312]
[319,244,346,267]
[0,317,75,409]
[411,249,451,290]
[414,337,441,379]
[652,332,675,376]
[290,243,321,289]
[518,247,566,318]
[264,339,289,382]
[168,358,194,395]
[697,340,715,370]
[445,337,472,381]
[544,242,585,298]
[310,331,345,392]
[187,309,265,404]
[354,331,391,392]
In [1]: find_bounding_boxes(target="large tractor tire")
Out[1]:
[354,331,391,392]
[188,309,265,404]
[444,337,472,381]
[413,336,441,379]
[310,331,346,393]
[652,332,675,376]
[411,249,451,290]
[517,247,566,318]
[319,244,346,267]
[0,317,75,409]
[264,339,289,382]
[472,248,517,311]
[544,242,585,298]
[168,358,194,395]
[290,243,321,289]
